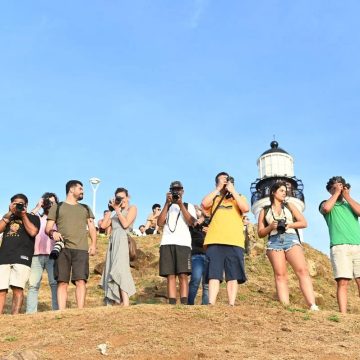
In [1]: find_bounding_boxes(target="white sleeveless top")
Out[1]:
[265,206,296,236]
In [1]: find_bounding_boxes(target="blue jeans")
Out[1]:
[26,255,58,313]
[188,254,209,305]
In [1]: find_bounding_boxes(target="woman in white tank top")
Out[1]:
[257,181,318,311]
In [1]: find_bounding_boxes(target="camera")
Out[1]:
[277,219,287,234]
[115,196,123,205]
[42,198,53,210]
[49,240,65,260]
[202,216,211,227]
[170,189,180,202]
[226,176,234,184]
[15,203,25,212]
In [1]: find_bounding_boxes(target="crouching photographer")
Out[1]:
[158,181,197,305]
[202,172,249,306]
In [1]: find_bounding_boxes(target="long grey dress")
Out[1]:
[101,210,136,303]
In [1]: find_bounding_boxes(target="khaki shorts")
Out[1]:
[330,244,360,279]
[0,264,31,290]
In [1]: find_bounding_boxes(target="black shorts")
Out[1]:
[159,245,191,277]
[206,245,246,284]
[54,248,89,284]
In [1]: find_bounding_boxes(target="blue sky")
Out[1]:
[1,1,359,254]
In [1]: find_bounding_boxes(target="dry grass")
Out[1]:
[1,234,360,359]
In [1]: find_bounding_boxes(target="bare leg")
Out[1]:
[355,277,360,297]
[178,274,189,298]
[0,290,7,314]
[75,280,86,309]
[336,278,349,313]
[286,245,316,307]
[11,286,24,315]
[120,289,129,306]
[267,250,289,305]
[208,279,220,305]
[167,275,177,299]
[57,282,68,310]
[227,280,238,305]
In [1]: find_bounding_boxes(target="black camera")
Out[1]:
[42,198,53,210]
[277,219,287,234]
[15,203,25,212]
[49,240,65,260]
[202,216,211,227]
[171,189,180,202]
[115,196,124,205]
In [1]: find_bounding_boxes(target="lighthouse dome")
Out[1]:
[257,141,294,178]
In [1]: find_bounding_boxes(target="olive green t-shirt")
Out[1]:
[320,201,360,247]
[48,202,94,250]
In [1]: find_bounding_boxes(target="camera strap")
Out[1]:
[208,192,227,225]
[165,204,182,233]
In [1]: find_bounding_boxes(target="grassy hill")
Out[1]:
[1,229,360,359]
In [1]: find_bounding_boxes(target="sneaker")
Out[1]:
[310,304,319,311]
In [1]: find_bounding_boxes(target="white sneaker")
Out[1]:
[310,304,319,311]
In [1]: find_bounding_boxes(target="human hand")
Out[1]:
[342,186,350,199]
[51,230,64,242]
[88,245,96,256]
[270,221,278,231]
[216,175,228,191]
[226,181,236,195]
[166,192,172,205]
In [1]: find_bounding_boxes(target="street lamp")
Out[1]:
[89,177,101,221]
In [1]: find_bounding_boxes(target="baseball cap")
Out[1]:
[170,180,183,189]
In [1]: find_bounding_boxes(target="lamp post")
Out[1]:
[89,177,101,221]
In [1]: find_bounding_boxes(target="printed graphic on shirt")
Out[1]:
[7,220,21,237]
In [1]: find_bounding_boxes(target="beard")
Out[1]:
[78,193,84,201]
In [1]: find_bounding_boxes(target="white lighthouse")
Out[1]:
[250,141,305,220]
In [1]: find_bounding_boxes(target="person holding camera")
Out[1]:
[100,187,137,306]
[202,172,249,306]
[26,193,59,313]
[0,194,40,315]
[45,180,97,310]
[187,205,209,305]
[257,181,318,310]
[144,204,161,235]
[158,181,196,305]
[320,176,360,313]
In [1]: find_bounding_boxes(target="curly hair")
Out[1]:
[326,176,348,191]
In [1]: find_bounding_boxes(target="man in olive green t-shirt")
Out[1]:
[320,176,360,313]
[46,180,97,310]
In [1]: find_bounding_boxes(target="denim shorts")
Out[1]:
[267,233,301,252]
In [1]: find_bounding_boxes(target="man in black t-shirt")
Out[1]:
[0,194,40,315]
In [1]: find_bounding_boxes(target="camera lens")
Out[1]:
[15,203,25,212]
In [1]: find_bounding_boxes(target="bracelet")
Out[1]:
[1,217,10,224]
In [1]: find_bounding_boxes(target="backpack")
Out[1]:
[263,204,301,242]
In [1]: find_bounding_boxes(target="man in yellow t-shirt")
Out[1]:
[202,172,249,306]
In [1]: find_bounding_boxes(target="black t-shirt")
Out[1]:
[0,214,40,267]
[190,224,206,255]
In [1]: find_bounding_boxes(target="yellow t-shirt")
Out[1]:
[204,195,246,248]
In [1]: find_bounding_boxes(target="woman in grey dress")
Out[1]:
[100,187,137,306]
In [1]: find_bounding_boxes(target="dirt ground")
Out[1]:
[1,304,360,359]
[1,234,360,359]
